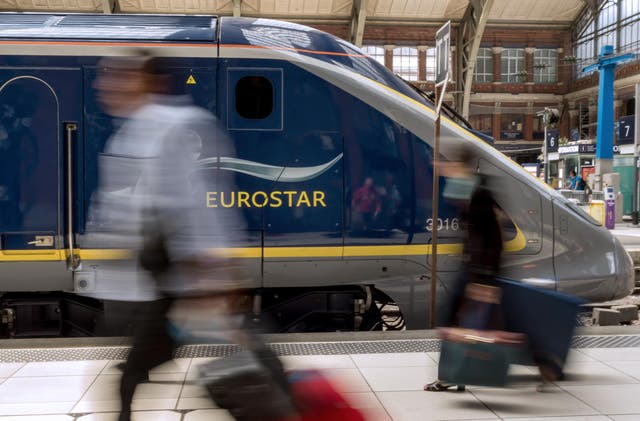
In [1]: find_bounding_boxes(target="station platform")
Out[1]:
[612,225,640,246]
[1,329,640,421]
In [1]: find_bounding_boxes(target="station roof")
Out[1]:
[0,0,586,28]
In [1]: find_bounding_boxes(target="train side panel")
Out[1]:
[0,63,84,291]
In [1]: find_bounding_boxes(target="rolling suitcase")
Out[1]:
[286,370,366,421]
[199,349,298,421]
[496,278,585,371]
[199,342,367,421]
[199,351,297,421]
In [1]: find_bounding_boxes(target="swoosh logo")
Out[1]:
[197,153,343,182]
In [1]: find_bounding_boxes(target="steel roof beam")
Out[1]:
[583,0,600,15]
[102,0,120,14]
[455,0,493,120]
[233,0,242,17]
[348,0,367,47]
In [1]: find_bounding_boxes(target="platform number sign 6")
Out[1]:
[546,129,559,153]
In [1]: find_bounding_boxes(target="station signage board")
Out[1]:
[495,143,541,152]
[435,21,450,85]
[500,130,523,140]
[558,144,596,155]
[558,143,628,155]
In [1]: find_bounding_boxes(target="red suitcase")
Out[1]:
[285,370,366,421]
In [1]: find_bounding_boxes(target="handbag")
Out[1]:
[138,207,171,280]
[438,327,527,387]
[438,282,527,387]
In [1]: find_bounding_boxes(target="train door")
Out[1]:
[220,63,344,287]
[0,69,82,290]
[81,65,219,230]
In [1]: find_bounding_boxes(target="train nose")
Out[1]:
[613,237,635,300]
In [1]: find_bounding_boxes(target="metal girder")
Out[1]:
[348,0,367,47]
[582,0,599,15]
[102,0,119,14]
[455,0,494,119]
[233,0,242,17]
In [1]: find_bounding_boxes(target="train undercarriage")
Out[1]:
[0,286,406,338]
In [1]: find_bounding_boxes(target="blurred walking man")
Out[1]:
[88,51,239,421]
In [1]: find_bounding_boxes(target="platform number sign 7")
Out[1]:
[435,21,450,85]
[546,129,559,153]
[618,115,635,145]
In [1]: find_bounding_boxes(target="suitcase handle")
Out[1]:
[463,334,495,344]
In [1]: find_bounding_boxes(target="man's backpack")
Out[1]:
[579,178,593,195]
[578,178,587,191]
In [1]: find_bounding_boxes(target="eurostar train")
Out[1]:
[0,13,633,336]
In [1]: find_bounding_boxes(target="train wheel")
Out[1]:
[360,289,406,331]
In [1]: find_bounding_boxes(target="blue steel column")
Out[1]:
[595,46,615,164]
[583,45,634,189]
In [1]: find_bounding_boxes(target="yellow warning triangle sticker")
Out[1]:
[186,75,197,85]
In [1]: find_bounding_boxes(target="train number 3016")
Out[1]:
[426,218,460,232]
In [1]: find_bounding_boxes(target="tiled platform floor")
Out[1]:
[2,347,640,421]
